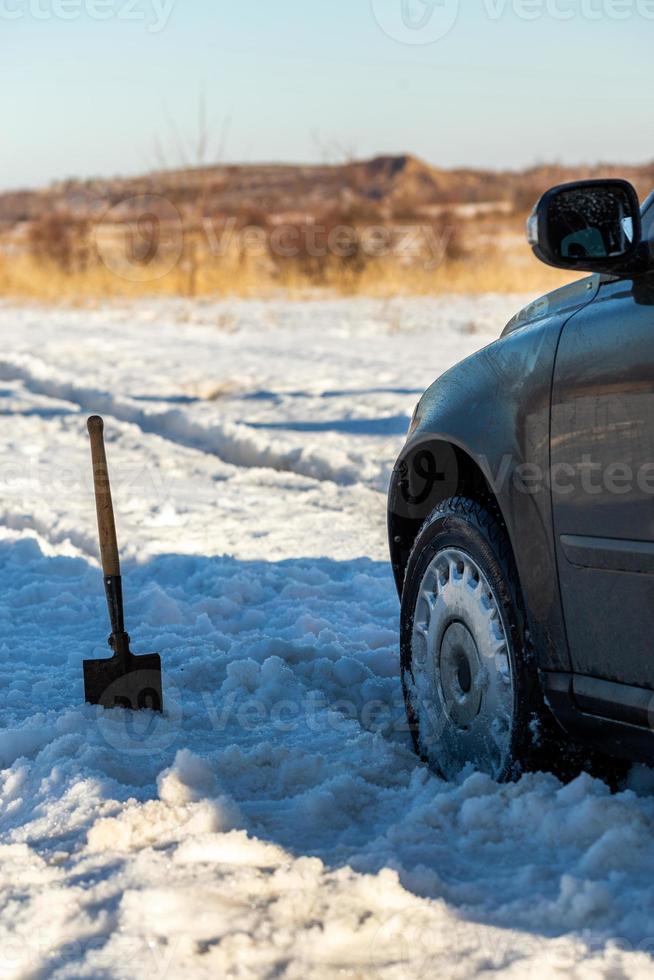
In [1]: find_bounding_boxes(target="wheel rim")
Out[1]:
[406,547,515,780]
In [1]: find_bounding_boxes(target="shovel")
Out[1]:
[83,415,163,712]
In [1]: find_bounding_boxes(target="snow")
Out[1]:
[0,294,653,977]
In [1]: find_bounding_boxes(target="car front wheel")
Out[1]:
[400,496,542,782]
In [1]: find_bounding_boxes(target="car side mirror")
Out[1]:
[527,179,642,274]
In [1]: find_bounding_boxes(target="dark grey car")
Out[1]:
[388,179,654,781]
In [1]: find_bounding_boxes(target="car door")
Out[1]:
[551,269,654,695]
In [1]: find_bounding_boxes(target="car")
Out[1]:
[388,178,654,782]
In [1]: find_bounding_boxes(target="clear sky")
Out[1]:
[2,0,653,190]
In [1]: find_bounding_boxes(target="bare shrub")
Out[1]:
[28,211,92,273]
[429,212,468,263]
[266,214,368,286]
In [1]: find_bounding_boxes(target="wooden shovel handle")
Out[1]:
[87,416,120,577]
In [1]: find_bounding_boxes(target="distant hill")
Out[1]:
[2,154,653,228]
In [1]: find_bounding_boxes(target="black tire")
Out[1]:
[400,495,550,781]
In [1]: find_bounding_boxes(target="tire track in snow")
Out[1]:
[0,509,98,563]
[0,355,366,487]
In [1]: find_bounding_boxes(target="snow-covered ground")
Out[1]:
[1,295,654,979]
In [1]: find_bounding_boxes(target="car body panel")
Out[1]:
[551,270,654,687]
[501,275,598,338]
[388,275,600,675]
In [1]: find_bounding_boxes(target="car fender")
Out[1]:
[388,277,600,674]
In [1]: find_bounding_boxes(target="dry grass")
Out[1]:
[346,254,576,297]
[0,250,268,302]
[0,202,576,302]
[0,246,576,304]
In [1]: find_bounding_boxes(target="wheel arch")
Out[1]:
[388,437,499,599]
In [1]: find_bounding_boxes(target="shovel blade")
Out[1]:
[83,652,163,712]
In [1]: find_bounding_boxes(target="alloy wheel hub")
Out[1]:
[439,620,483,728]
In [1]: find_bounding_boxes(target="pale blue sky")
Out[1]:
[2,0,652,190]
